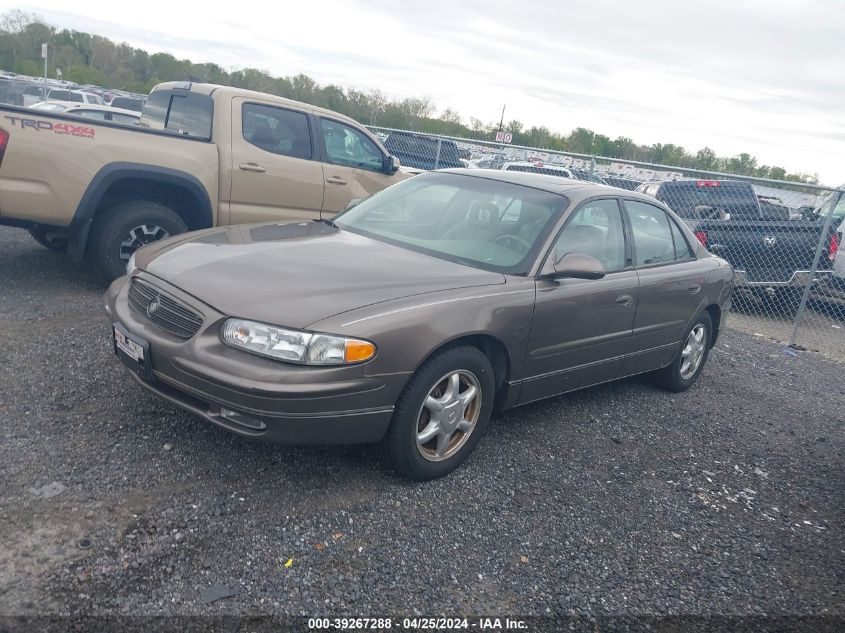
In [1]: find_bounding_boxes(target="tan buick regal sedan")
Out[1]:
[104,170,734,480]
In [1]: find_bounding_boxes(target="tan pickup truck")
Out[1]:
[0,81,410,279]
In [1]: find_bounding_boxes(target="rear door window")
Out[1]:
[624,200,678,266]
[242,103,312,159]
[669,218,695,259]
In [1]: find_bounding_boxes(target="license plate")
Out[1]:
[113,323,152,379]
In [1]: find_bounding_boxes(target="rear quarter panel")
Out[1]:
[0,106,219,227]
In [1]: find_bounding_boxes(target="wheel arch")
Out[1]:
[67,162,213,261]
[412,333,512,411]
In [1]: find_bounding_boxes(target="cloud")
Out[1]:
[7,0,844,185]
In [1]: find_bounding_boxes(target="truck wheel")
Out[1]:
[381,345,495,481]
[87,201,188,281]
[652,312,712,393]
[29,228,68,253]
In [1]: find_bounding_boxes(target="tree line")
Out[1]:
[0,10,818,184]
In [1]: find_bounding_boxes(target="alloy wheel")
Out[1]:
[119,224,170,262]
[680,324,707,379]
[415,370,482,462]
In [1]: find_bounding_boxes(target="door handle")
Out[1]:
[615,294,633,307]
[688,283,702,294]
[238,162,266,173]
[326,176,347,185]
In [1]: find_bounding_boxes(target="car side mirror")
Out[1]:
[384,155,400,175]
[552,252,606,280]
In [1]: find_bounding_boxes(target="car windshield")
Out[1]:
[335,172,567,274]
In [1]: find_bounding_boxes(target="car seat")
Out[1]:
[442,201,500,241]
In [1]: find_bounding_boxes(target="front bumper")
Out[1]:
[105,273,406,444]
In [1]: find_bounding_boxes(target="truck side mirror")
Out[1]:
[384,155,400,175]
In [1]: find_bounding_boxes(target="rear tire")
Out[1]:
[87,200,188,282]
[29,228,68,253]
[381,345,495,481]
[653,311,713,393]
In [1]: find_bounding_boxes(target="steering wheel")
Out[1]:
[494,234,533,253]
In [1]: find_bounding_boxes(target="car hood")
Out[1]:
[140,221,506,328]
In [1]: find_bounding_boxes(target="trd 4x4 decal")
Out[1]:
[3,115,95,138]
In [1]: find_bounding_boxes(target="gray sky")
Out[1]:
[8,0,845,185]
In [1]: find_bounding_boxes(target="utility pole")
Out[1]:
[498,104,506,131]
[41,43,48,101]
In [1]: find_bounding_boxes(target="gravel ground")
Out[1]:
[728,297,845,361]
[0,226,843,621]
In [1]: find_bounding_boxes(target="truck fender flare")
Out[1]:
[67,162,213,261]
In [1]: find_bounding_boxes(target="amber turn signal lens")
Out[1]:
[344,339,376,363]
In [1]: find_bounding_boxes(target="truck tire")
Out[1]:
[29,228,68,253]
[87,200,188,282]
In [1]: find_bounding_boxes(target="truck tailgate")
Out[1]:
[701,220,830,283]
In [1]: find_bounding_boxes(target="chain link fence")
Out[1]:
[370,126,845,359]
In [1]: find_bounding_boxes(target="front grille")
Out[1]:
[128,278,204,339]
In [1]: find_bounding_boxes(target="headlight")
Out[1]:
[126,253,137,275]
[221,318,376,365]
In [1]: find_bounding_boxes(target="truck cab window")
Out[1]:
[140,90,213,139]
[242,103,312,160]
[320,119,383,172]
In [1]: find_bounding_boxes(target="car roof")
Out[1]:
[437,168,661,201]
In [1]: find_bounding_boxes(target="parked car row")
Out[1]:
[29,100,140,124]
[0,69,146,111]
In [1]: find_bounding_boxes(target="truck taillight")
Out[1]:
[694,230,708,247]
[830,232,841,262]
[0,128,8,167]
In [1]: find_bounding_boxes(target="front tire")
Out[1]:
[382,345,495,481]
[87,200,188,282]
[653,312,713,393]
